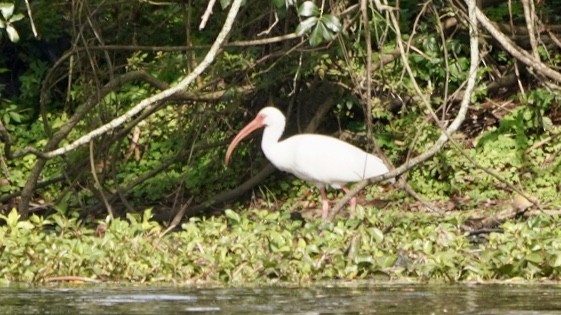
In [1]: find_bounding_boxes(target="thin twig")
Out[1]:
[361,0,373,148]
[24,0,38,37]
[160,196,193,237]
[258,10,279,36]
[199,0,217,30]
[89,141,114,219]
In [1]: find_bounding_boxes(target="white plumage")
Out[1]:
[225,107,390,218]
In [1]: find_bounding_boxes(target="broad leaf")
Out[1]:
[0,3,14,19]
[298,1,319,17]
[320,14,341,33]
[2,208,20,228]
[9,111,21,123]
[6,24,19,42]
[309,21,335,46]
[552,253,561,267]
[295,16,317,36]
[371,227,384,242]
[309,23,324,46]
[526,252,543,264]
[220,0,231,9]
[9,13,24,23]
[224,209,240,224]
[272,0,285,9]
[17,220,35,230]
[542,116,553,130]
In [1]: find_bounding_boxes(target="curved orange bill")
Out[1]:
[224,114,265,165]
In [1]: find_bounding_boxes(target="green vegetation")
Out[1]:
[1,208,561,284]
[0,0,561,283]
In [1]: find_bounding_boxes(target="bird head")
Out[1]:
[224,107,285,165]
[256,107,285,128]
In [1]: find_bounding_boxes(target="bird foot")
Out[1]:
[342,186,357,214]
[349,197,357,212]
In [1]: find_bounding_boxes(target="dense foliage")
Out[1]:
[1,208,561,283]
[0,0,561,283]
[0,0,559,217]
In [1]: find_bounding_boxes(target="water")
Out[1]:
[1,283,561,314]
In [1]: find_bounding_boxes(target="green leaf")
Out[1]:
[6,24,19,42]
[355,255,373,264]
[220,0,231,9]
[295,16,317,36]
[1,208,20,228]
[552,253,561,267]
[542,116,553,130]
[8,111,21,123]
[269,230,285,246]
[380,256,397,268]
[17,221,35,230]
[272,0,286,9]
[423,240,433,254]
[142,208,154,223]
[264,211,280,221]
[298,1,319,17]
[526,252,543,264]
[0,3,14,19]
[9,13,23,23]
[371,227,384,242]
[309,21,334,46]
[224,209,240,224]
[320,14,341,33]
[309,23,323,46]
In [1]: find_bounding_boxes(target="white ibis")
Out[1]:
[225,107,390,219]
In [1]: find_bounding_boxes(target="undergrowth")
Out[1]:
[1,208,560,284]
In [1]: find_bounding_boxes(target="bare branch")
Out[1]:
[475,6,561,82]
[549,30,561,49]
[68,33,300,53]
[0,120,12,160]
[257,10,279,36]
[24,0,38,37]
[160,196,193,238]
[199,0,217,30]
[89,141,114,220]
[361,0,373,149]
[521,0,539,61]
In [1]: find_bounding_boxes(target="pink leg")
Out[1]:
[342,186,356,211]
[319,186,329,219]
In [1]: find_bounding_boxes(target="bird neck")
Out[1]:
[261,123,285,162]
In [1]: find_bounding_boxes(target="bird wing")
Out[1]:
[277,134,389,187]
